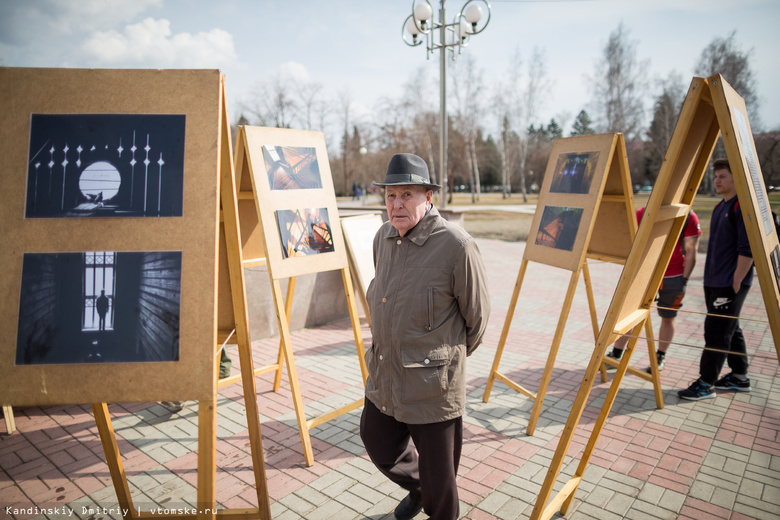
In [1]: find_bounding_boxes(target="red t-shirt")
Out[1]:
[636,207,701,277]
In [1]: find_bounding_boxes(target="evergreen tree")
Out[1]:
[570,110,595,136]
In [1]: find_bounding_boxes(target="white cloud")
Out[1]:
[277,61,311,83]
[81,17,239,68]
[0,0,162,44]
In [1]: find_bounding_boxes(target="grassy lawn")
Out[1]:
[455,191,780,246]
[343,190,780,246]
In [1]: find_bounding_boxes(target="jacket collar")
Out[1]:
[385,205,440,246]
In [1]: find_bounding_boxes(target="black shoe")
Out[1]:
[394,493,423,520]
[677,379,715,401]
[645,353,666,374]
[604,349,622,371]
[160,401,185,413]
[714,373,751,392]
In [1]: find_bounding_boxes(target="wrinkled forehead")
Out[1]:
[384,185,430,196]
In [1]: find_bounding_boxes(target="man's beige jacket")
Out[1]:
[365,206,490,424]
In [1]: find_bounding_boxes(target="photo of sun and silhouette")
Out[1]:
[275,208,335,259]
[262,145,323,190]
[549,151,600,194]
[16,251,182,365]
[25,114,185,218]
[535,206,584,251]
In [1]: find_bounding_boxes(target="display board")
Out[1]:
[483,133,663,437]
[524,134,635,272]
[0,68,223,405]
[239,127,348,280]
[709,76,780,347]
[530,75,780,520]
[0,67,271,520]
[235,125,368,466]
[341,213,383,325]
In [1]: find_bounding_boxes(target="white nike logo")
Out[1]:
[713,297,732,307]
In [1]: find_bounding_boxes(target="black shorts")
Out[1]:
[656,275,686,319]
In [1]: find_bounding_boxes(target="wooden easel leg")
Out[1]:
[483,259,528,403]
[341,267,368,383]
[644,319,664,409]
[2,405,15,434]
[238,363,273,518]
[530,317,646,520]
[581,262,600,341]
[197,399,217,520]
[560,321,644,515]
[271,278,315,466]
[273,276,296,392]
[91,403,135,518]
[526,269,581,436]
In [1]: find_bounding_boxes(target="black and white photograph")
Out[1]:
[16,251,182,365]
[25,114,186,218]
[262,145,323,190]
[733,108,774,236]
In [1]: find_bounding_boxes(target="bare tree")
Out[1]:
[293,80,326,131]
[338,89,354,196]
[400,65,440,185]
[695,30,761,129]
[451,53,484,202]
[645,72,686,182]
[502,46,551,202]
[241,73,296,128]
[589,22,648,141]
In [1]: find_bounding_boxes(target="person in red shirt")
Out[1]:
[606,206,702,372]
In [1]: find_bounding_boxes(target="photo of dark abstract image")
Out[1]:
[276,208,335,259]
[262,145,323,190]
[535,206,584,252]
[16,251,182,365]
[25,114,185,218]
[549,151,599,194]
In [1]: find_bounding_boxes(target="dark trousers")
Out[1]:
[360,398,462,520]
[700,285,750,384]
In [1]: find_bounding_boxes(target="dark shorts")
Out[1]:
[656,275,686,318]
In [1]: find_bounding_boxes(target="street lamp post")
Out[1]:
[402,0,491,209]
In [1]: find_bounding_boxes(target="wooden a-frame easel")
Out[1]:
[233,126,368,467]
[92,78,272,520]
[483,133,663,436]
[530,74,780,520]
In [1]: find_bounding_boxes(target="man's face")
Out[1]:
[385,185,432,236]
[714,168,735,197]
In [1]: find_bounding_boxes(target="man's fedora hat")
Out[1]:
[372,153,441,191]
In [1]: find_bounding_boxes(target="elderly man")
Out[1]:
[360,153,490,520]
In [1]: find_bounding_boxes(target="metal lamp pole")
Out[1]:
[402,0,492,209]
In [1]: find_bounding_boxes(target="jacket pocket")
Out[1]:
[401,345,451,403]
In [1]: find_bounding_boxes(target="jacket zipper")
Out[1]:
[426,287,433,331]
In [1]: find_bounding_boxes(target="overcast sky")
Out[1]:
[2,0,778,141]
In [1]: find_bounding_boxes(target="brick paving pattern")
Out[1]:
[2,238,779,519]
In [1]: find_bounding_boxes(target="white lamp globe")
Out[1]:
[405,17,421,36]
[414,2,433,23]
[464,3,483,24]
[457,19,470,39]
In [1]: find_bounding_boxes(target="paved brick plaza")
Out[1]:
[2,238,779,519]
